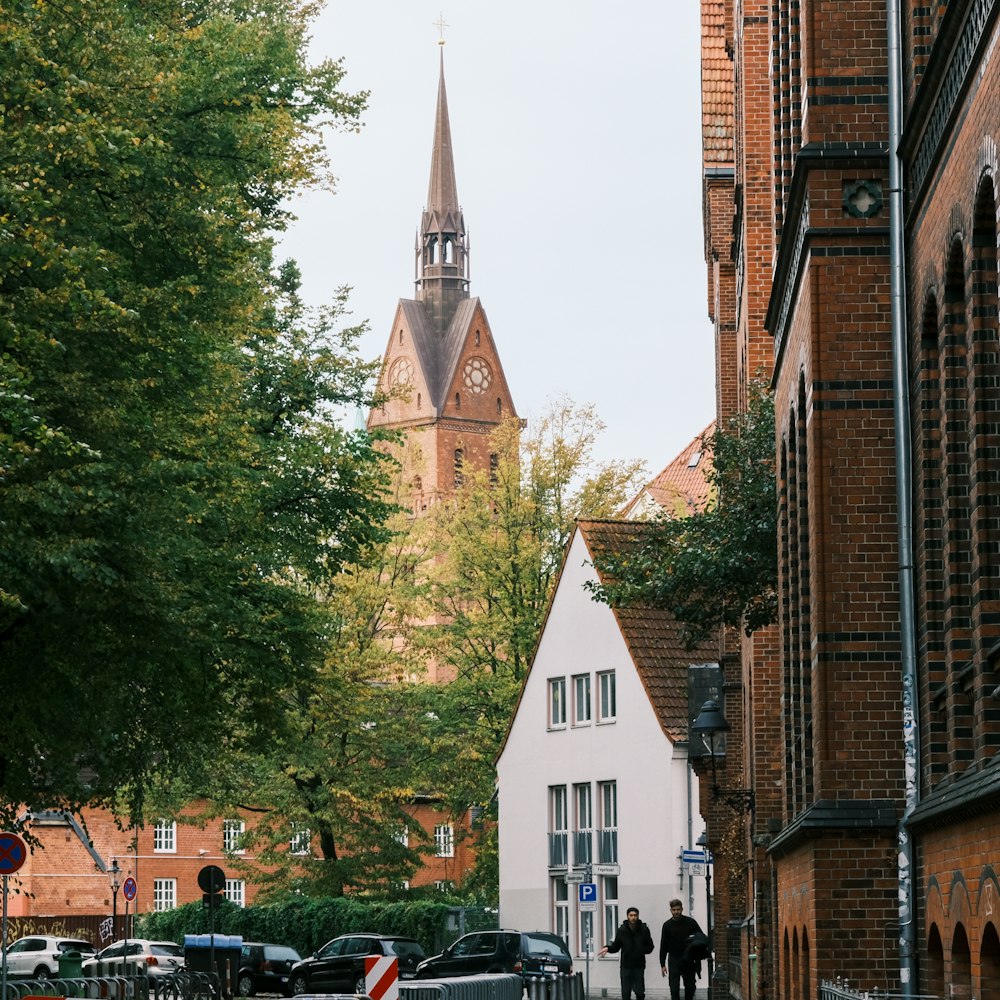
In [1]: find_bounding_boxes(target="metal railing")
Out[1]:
[2,971,220,1000]
[821,980,941,1000]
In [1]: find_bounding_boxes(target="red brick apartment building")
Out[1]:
[697,3,1000,1000]
[12,802,476,933]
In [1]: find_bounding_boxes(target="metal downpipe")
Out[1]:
[886,0,919,996]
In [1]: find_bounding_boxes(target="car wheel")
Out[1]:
[354,975,368,995]
[34,967,52,981]
[291,974,308,996]
[238,973,256,997]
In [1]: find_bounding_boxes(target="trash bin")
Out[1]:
[57,950,84,979]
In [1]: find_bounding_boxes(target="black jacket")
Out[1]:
[659,914,703,965]
[606,919,655,969]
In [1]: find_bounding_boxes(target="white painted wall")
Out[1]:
[497,530,709,999]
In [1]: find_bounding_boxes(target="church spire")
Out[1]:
[415,47,469,334]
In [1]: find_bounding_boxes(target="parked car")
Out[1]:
[238,942,302,997]
[290,934,426,995]
[415,930,572,982]
[82,939,185,980]
[3,935,96,979]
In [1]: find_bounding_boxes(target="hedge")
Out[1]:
[136,897,497,957]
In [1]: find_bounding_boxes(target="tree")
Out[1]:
[0,0,393,828]
[589,383,777,647]
[422,400,645,833]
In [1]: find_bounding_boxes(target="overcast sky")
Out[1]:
[278,1,716,477]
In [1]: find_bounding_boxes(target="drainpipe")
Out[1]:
[887,1,919,996]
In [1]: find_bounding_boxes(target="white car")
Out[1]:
[82,939,185,979]
[3,935,96,979]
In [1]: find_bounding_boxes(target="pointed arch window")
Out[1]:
[489,453,498,485]
[455,392,461,409]
[497,398,502,415]
[475,330,481,347]
[454,449,464,488]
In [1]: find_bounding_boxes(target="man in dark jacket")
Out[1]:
[658,899,704,1000]
[599,907,655,1000]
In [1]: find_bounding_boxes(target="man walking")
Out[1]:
[599,906,655,1000]
[659,899,704,1000]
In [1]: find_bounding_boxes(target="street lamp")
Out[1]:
[691,699,755,814]
[107,858,121,940]
[696,831,713,982]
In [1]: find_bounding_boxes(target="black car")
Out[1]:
[290,934,426,995]
[415,930,572,982]
[238,942,302,997]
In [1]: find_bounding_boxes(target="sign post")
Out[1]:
[0,832,27,1000]
[121,876,137,973]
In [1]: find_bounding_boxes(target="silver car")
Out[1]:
[82,939,185,979]
[3,935,96,979]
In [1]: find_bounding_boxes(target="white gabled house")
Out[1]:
[496,518,719,998]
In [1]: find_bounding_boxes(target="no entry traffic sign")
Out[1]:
[0,833,26,875]
[122,876,137,901]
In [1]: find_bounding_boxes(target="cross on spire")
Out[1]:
[434,12,449,45]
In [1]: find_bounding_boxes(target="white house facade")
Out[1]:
[497,521,717,999]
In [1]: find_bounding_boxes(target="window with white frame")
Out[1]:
[153,820,176,853]
[222,819,245,853]
[572,674,591,725]
[597,670,616,722]
[434,880,455,893]
[597,781,618,863]
[434,824,454,858]
[153,878,176,911]
[290,826,311,856]
[549,785,568,866]
[552,878,569,945]
[394,827,409,848]
[224,878,245,906]
[602,877,619,948]
[549,678,566,728]
[573,783,592,866]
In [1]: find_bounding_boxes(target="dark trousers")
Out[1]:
[667,955,696,1000]
[620,966,646,1000]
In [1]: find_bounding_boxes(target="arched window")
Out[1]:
[454,449,464,488]
[455,392,461,409]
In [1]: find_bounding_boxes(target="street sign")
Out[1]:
[593,863,620,877]
[579,883,597,904]
[565,870,586,883]
[198,865,226,894]
[0,833,26,875]
[682,849,711,864]
[122,876,137,901]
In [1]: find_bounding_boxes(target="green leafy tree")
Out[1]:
[421,402,645,860]
[0,0,393,827]
[589,383,777,647]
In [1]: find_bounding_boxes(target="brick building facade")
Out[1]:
[698,2,1000,1000]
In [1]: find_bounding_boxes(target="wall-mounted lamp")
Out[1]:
[691,699,755,815]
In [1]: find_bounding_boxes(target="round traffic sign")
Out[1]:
[0,832,27,875]
[122,876,137,901]
[197,864,226,894]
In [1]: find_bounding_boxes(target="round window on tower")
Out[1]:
[389,357,414,388]
[463,357,492,394]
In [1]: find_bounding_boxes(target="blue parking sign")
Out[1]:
[579,882,598,903]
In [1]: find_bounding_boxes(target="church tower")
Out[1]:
[367,46,518,511]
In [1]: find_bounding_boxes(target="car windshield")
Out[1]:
[151,945,184,958]
[522,934,569,958]
[264,946,300,962]
[59,942,94,954]
[386,940,425,959]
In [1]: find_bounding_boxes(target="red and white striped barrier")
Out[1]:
[364,956,399,1000]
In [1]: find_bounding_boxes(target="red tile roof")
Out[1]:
[619,422,715,520]
[578,520,720,743]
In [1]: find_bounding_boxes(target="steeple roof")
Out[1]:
[422,49,462,235]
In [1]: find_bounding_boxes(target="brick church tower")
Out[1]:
[367,46,518,510]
